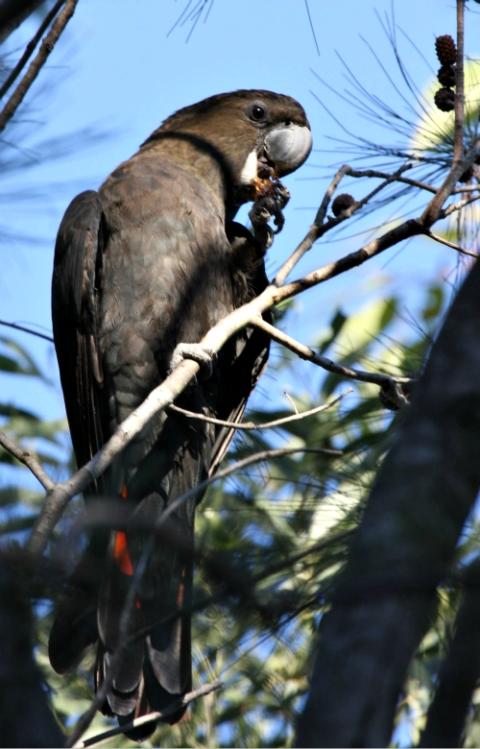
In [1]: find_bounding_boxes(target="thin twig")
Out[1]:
[314,164,351,226]
[252,317,411,389]
[273,223,320,287]
[0,319,53,342]
[169,396,342,431]
[274,163,411,286]
[0,430,54,490]
[452,183,480,194]
[442,189,480,217]
[0,0,65,100]
[0,0,78,134]
[155,446,341,533]
[427,231,478,259]
[347,166,436,194]
[72,680,223,749]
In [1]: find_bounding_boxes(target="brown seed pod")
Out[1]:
[435,35,457,66]
[437,64,456,88]
[332,193,355,217]
[434,87,455,112]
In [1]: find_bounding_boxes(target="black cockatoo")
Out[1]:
[49,89,311,736]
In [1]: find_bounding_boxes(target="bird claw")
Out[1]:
[249,179,290,244]
[170,343,217,377]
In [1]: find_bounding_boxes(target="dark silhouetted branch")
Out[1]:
[0,0,78,134]
[0,0,65,99]
[0,0,43,43]
[0,319,53,342]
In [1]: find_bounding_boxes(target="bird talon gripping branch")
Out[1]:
[49,89,311,738]
[170,343,217,376]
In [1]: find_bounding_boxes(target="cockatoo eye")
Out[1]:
[249,103,267,122]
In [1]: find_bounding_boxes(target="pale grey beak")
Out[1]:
[264,123,312,176]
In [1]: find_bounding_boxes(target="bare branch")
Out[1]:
[421,144,479,226]
[0,319,53,342]
[313,164,351,226]
[347,166,437,195]
[274,163,411,286]
[0,0,78,134]
[0,430,54,491]
[442,190,480,217]
[169,394,343,431]
[427,231,478,259]
[277,216,423,300]
[154,446,341,534]
[27,356,202,555]
[0,0,65,100]
[273,222,321,287]
[72,680,223,749]
[252,316,411,392]
[452,184,480,194]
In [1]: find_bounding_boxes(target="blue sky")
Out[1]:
[0,0,472,451]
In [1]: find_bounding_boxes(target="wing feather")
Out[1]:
[51,190,106,480]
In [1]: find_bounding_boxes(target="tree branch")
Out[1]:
[0,319,53,342]
[274,163,412,286]
[71,680,223,749]
[154,446,341,534]
[169,393,344,431]
[0,430,54,490]
[426,230,478,259]
[347,166,437,194]
[0,0,78,134]
[252,316,411,394]
[0,0,65,100]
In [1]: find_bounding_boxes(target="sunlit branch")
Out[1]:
[252,317,411,396]
[169,395,343,431]
[427,231,478,259]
